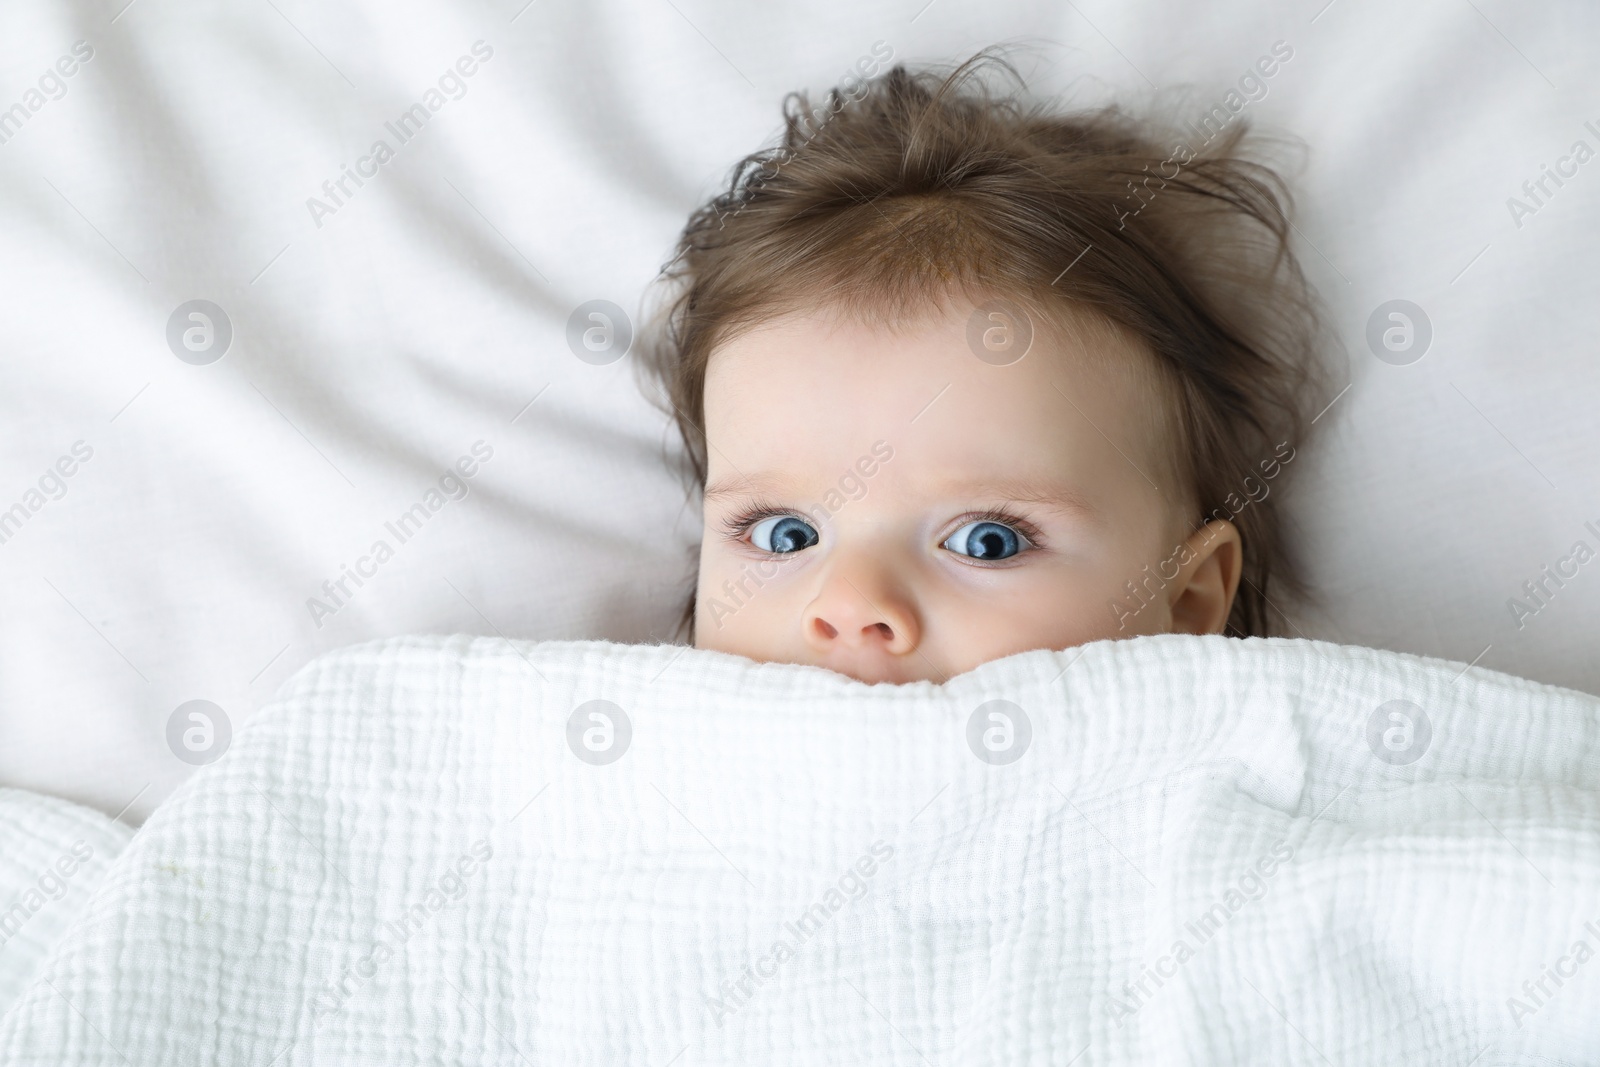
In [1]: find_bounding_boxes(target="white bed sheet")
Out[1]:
[1,0,1596,823]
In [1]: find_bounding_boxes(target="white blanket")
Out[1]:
[1,634,1597,1065]
[0,791,132,1018]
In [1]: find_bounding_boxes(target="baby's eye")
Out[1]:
[749,514,819,554]
[943,520,1028,561]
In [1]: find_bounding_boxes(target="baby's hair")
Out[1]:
[645,51,1328,639]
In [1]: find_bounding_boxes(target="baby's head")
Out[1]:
[648,57,1323,683]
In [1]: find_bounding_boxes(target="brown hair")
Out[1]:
[643,53,1329,639]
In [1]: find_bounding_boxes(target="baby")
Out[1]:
[645,56,1325,684]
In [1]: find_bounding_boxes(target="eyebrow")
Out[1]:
[703,473,795,501]
[952,477,1105,525]
[703,472,1104,524]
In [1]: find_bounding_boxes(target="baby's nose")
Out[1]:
[803,577,920,657]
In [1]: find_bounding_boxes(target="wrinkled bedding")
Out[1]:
[1,633,1597,1064]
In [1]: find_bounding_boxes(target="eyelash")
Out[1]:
[953,508,1047,553]
[718,500,792,544]
[718,503,1047,553]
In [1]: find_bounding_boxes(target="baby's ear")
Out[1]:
[1167,520,1242,636]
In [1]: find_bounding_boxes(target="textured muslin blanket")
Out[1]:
[1,633,1597,1065]
[0,791,132,1018]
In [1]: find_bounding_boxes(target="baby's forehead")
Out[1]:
[702,298,1186,510]
[712,294,1152,377]
[713,296,1173,426]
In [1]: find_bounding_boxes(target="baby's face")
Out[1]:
[694,301,1238,684]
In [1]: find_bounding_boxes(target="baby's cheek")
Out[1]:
[1097,548,1180,638]
[979,565,1155,657]
[693,557,783,652]
[1042,589,1141,647]
[692,572,736,650]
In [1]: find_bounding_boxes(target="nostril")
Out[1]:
[813,618,838,640]
[870,622,893,641]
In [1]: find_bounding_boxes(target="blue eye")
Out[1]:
[750,515,819,554]
[943,520,1027,561]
